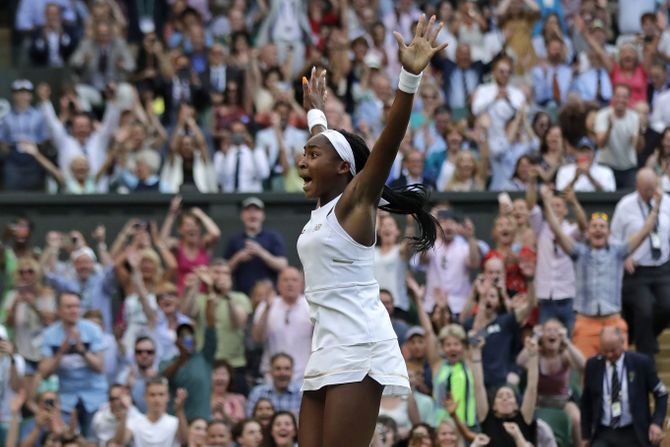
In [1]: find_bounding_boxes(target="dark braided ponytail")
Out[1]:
[338,129,439,252]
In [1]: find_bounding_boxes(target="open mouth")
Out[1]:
[301,175,313,190]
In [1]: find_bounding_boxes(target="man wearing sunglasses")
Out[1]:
[116,336,158,414]
[541,185,660,358]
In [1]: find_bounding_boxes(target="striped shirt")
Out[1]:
[571,242,629,316]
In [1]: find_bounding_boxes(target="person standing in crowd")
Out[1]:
[28,2,78,67]
[91,384,140,446]
[252,266,312,383]
[160,296,216,421]
[541,186,659,358]
[246,352,302,418]
[0,79,49,191]
[555,137,616,192]
[224,197,288,296]
[215,120,270,193]
[611,168,670,361]
[111,377,189,446]
[595,84,641,189]
[39,292,107,438]
[375,214,413,318]
[379,289,410,345]
[527,181,587,335]
[581,327,667,447]
[116,336,159,414]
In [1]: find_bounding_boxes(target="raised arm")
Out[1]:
[540,186,576,255]
[190,207,221,249]
[469,336,489,422]
[409,280,440,370]
[160,195,182,244]
[20,142,65,186]
[520,337,539,424]
[563,188,588,232]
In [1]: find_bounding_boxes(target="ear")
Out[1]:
[336,160,352,176]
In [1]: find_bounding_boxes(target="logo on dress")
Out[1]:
[314,224,322,231]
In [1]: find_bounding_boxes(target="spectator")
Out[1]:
[160,298,216,420]
[36,82,121,191]
[181,260,251,395]
[580,326,667,447]
[472,56,525,150]
[555,137,616,192]
[431,43,485,115]
[442,150,487,192]
[214,120,270,193]
[431,121,469,189]
[265,410,298,447]
[209,360,247,423]
[650,81,670,134]
[116,336,159,414]
[527,183,586,334]
[496,0,541,75]
[159,196,220,294]
[207,419,234,447]
[389,149,436,190]
[472,335,539,447]
[517,319,585,446]
[69,20,135,93]
[0,325,23,443]
[246,353,302,418]
[571,48,613,106]
[91,384,140,446]
[413,105,451,160]
[39,292,107,438]
[533,12,574,63]
[0,79,49,191]
[185,417,208,447]
[252,397,276,429]
[28,2,78,67]
[152,281,195,365]
[380,289,410,345]
[19,390,68,445]
[421,209,480,316]
[489,110,534,192]
[255,101,308,191]
[403,326,433,396]
[111,377,189,446]
[375,214,413,317]
[646,62,667,116]
[530,37,573,107]
[232,418,264,447]
[595,84,641,189]
[645,127,670,191]
[160,106,218,193]
[224,197,288,296]
[609,43,649,107]
[252,266,312,383]
[541,186,658,357]
[611,168,670,360]
[84,309,125,390]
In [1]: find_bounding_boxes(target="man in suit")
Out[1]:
[28,2,78,67]
[431,43,485,113]
[581,327,667,447]
[202,43,243,94]
[389,149,436,190]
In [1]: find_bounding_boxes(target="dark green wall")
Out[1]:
[0,192,629,264]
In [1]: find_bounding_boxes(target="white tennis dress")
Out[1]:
[297,194,410,395]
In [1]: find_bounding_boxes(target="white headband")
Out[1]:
[321,129,356,177]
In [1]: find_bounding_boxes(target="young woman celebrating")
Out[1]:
[297,15,446,447]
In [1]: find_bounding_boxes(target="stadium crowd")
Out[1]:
[2,0,670,446]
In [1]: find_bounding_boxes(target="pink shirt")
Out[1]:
[175,243,210,295]
[529,207,581,300]
[424,237,472,314]
[611,63,648,107]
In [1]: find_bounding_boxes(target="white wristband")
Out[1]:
[397,67,423,94]
[307,109,328,132]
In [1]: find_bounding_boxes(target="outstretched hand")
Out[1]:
[393,15,448,75]
[302,67,328,112]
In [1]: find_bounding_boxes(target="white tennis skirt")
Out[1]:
[301,339,410,396]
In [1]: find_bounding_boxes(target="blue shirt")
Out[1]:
[0,106,49,190]
[530,64,573,106]
[224,230,287,295]
[46,266,117,333]
[246,381,302,417]
[448,68,480,109]
[41,319,108,413]
[571,68,613,105]
[571,241,629,316]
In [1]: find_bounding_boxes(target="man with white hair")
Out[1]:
[611,168,670,361]
[44,244,117,333]
[113,149,162,192]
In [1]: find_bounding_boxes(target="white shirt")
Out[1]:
[594,107,640,170]
[40,100,121,190]
[423,237,473,313]
[255,126,308,174]
[601,354,632,427]
[650,90,670,133]
[92,403,140,447]
[610,192,670,266]
[555,163,616,192]
[127,412,179,447]
[254,295,313,383]
[471,83,525,145]
[374,245,410,311]
[214,145,270,193]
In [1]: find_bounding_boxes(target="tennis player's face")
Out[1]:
[299,135,350,198]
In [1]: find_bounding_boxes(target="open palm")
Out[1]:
[394,15,448,75]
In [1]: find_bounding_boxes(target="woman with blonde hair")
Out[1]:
[4,257,56,394]
[444,151,485,192]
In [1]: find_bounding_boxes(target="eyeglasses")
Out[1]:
[135,349,155,355]
[590,212,609,222]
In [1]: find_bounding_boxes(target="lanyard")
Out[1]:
[637,198,659,232]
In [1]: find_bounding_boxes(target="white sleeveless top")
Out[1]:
[297,195,397,351]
